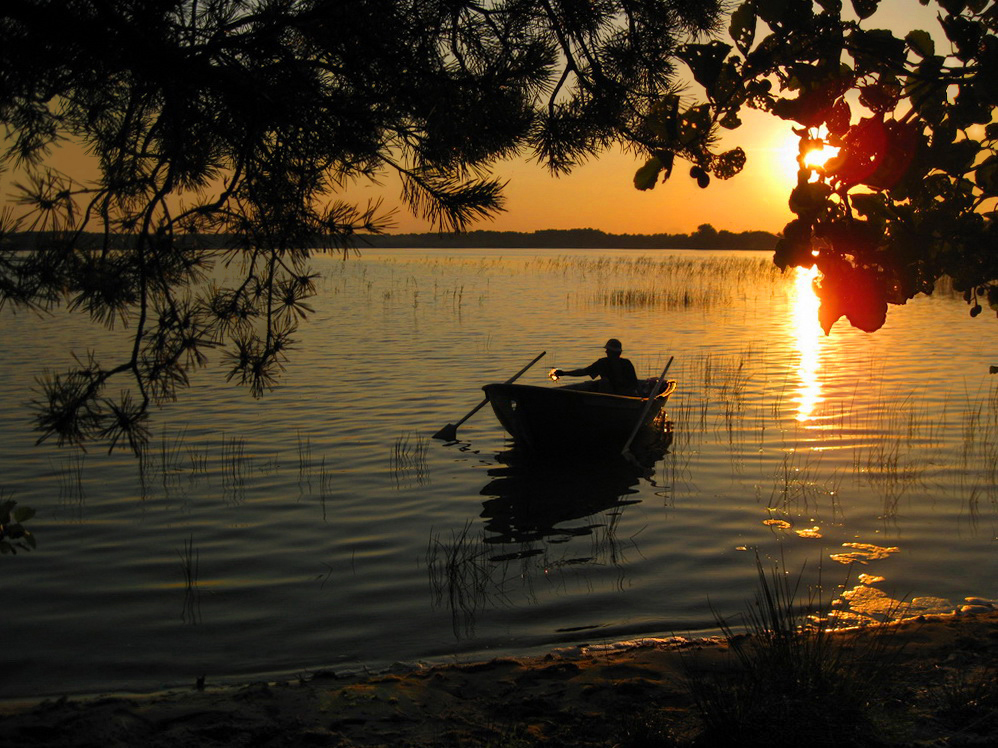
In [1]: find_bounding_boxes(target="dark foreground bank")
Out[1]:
[1,612,996,747]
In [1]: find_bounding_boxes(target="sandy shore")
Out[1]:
[2,612,997,747]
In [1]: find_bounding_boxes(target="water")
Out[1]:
[1,248,996,700]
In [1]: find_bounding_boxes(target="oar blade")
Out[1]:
[432,350,546,442]
[432,423,458,441]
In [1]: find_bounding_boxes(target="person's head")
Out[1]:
[604,338,623,357]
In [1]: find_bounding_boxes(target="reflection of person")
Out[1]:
[552,338,640,395]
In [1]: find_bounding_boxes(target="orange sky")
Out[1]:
[351,0,943,236]
[0,1,944,237]
[347,107,803,235]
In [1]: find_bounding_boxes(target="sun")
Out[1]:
[755,118,844,198]
[802,143,840,170]
[771,128,835,187]
[771,127,841,187]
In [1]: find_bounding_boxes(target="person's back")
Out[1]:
[551,338,639,396]
[590,353,638,395]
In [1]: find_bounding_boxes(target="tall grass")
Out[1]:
[683,557,907,747]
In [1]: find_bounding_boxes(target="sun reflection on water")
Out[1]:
[793,265,823,422]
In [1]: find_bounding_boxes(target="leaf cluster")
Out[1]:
[0,0,724,453]
[638,0,998,333]
[0,498,36,555]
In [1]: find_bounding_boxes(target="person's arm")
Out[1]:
[552,367,589,377]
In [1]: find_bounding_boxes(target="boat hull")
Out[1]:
[483,380,676,454]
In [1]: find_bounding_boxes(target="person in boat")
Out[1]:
[551,338,640,396]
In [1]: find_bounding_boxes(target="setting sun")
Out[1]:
[802,143,840,170]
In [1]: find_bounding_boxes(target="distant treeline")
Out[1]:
[360,226,779,250]
[5,225,779,251]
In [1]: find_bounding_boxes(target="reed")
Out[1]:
[57,452,86,511]
[769,447,833,512]
[296,430,313,489]
[221,434,246,502]
[318,455,335,520]
[846,390,940,516]
[158,426,189,483]
[390,431,428,488]
[426,521,510,638]
[178,535,201,625]
[186,441,208,476]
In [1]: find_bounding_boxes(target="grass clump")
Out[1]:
[935,665,998,739]
[683,557,907,748]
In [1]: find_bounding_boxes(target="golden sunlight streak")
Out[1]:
[792,265,823,422]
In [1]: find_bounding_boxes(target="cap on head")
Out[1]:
[604,338,623,353]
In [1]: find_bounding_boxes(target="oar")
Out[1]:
[432,351,546,441]
[621,355,674,461]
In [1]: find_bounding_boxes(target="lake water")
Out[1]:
[1,248,997,700]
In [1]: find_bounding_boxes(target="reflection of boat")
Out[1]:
[482,379,677,454]
[426,444,674,637]
[479,450,648,546]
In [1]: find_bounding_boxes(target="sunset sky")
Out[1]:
[1,1,945,237]
[353,0,945,236]
[349,106,805,236]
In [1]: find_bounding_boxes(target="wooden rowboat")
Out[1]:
[482,378,677,454]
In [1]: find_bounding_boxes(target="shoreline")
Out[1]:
[2,612,997,747]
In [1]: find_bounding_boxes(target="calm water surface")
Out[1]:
[1,248,996,699]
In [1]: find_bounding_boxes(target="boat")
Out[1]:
[482,377,677,455]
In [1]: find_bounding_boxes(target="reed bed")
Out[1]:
[656,345,988,529]
[343,252,788,319]
[313,251,995,531]
[579,256,785,311]
[426,502,639,638]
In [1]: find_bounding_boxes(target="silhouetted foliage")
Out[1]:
[637,0,998,333]
[0,0,724,453]
[0,497,36,555]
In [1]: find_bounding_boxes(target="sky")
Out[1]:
[352,0,944,236]
[347,107,804,236]
[1,0,945,237]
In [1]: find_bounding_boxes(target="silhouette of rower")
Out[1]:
[551,338,639,396]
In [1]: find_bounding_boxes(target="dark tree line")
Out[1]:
[354,226,779,249]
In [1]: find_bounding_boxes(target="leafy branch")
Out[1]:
[637,0,998,333]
